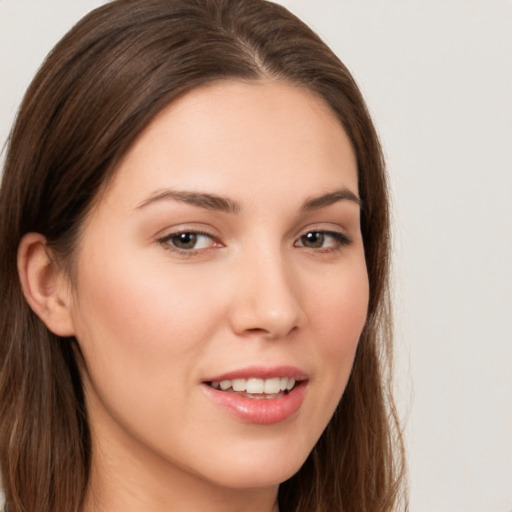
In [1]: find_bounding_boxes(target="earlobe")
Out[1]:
[17,233,76,337]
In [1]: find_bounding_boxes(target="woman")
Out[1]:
[0,0,406,511]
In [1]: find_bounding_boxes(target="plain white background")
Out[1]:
[1,1,511,511]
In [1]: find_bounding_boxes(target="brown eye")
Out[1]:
[295,230,351,250]
[161,232,216,251]
[171,232,198,249]
[300,232,325,248]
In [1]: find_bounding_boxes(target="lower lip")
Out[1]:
[202,382,307,425]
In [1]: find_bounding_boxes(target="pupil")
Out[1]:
[304,232,324,248]
[174,233,197,249]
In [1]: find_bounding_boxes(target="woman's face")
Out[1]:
[68,81,369,494]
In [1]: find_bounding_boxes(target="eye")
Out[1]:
[295,230,351,250]
[159,231,218,252]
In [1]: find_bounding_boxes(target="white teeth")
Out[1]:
[209,377,297,394]
[246,378,264,394]
[264,377,281,394]
[232,379,246,392]
[219,380,231,391]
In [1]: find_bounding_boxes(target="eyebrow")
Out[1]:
[135,187,361,213]
[301,189,362,211]
[135,189,241,214]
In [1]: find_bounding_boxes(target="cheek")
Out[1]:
[70,247,223,396]
[310,258,369,351]
[69,250,230,460]
[305,258,369,409]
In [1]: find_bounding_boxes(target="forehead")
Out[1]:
[101,80,358,210]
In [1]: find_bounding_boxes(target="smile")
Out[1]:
[207,377,296,398]
[202,367,307,424]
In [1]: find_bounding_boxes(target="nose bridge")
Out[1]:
[229,240,305,338]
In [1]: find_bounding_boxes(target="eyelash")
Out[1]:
[158,231,220,256]
[157,229,352,256]
[295,230,352,252]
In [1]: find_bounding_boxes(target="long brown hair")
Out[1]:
[0,0,406,510]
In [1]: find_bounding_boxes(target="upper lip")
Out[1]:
[203,365,308,382]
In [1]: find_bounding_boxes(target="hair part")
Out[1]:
[0,1,406,511]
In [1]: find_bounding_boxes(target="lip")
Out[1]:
[201,365,308,425]
[203,365,308,382]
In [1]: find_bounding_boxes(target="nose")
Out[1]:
[228,247,306,339]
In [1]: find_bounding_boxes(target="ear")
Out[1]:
[17,233,75,337]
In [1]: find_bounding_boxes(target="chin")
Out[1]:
[207,465,301,490]
[191,441,310,490]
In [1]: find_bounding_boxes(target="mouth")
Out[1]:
[206,377,297,399]
[201,367,308,424]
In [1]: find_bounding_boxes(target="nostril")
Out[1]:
[245,324,298,340]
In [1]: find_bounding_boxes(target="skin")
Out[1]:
[35,81,369,511]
